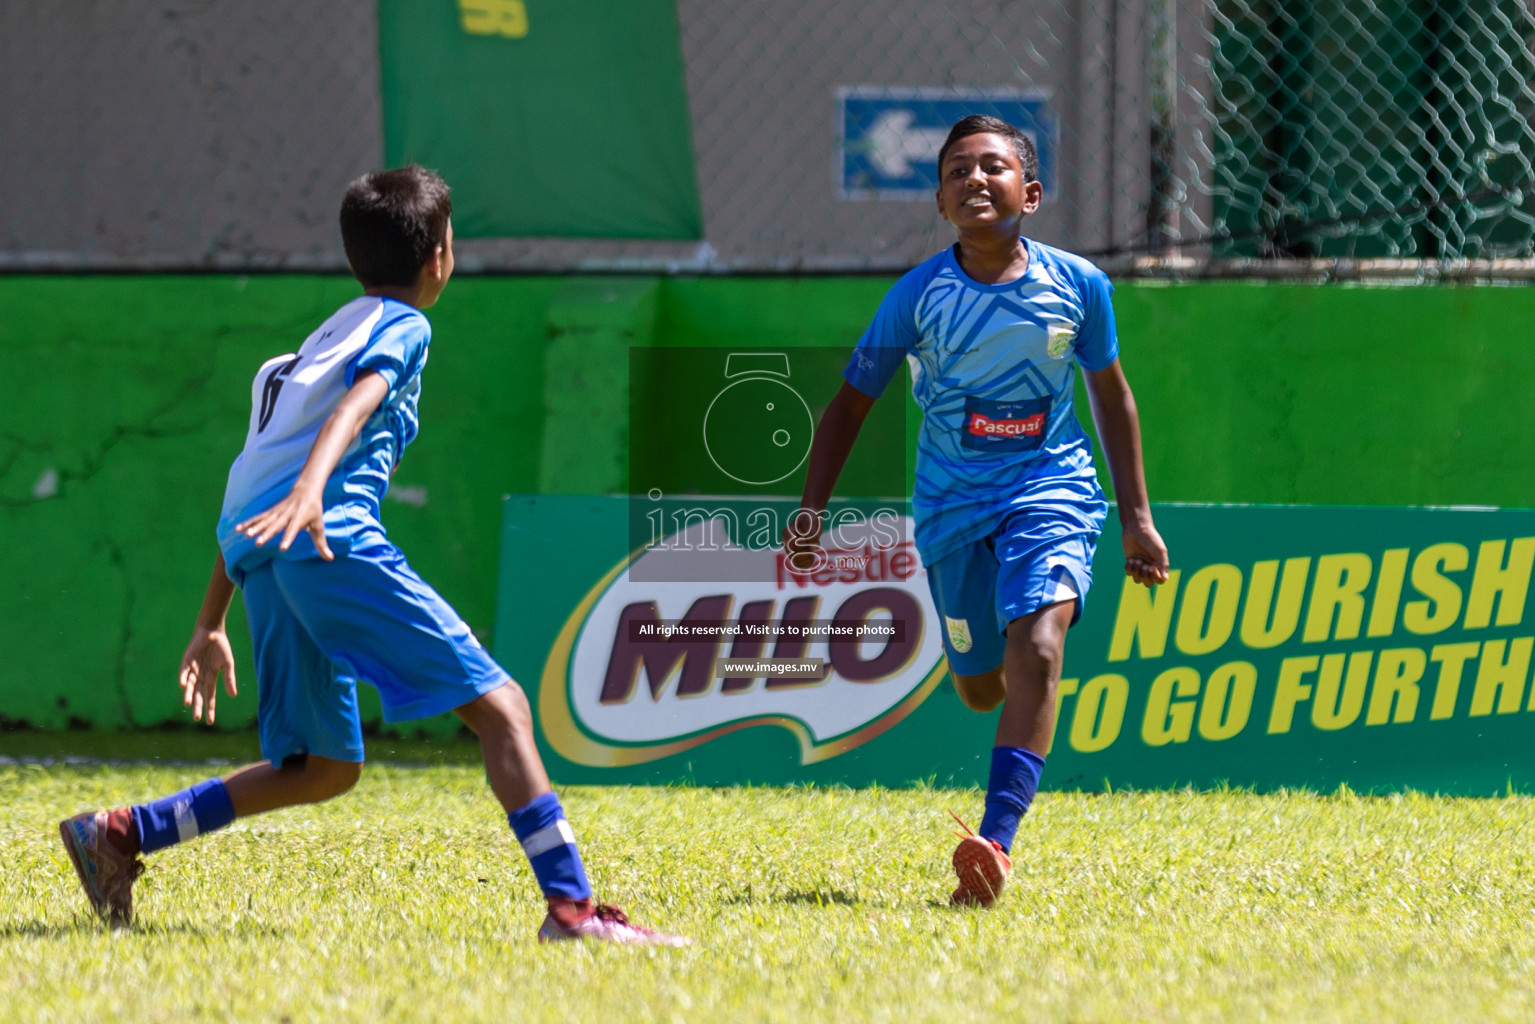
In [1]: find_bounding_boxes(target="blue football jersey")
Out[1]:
[217,296,429,577]
[844,239,1117,564]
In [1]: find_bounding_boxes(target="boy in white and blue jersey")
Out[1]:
[59,167,685,946]
[789,116,1170,907]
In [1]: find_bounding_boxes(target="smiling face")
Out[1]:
[935,132,1043,237]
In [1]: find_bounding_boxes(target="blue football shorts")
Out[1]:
[924,509,1098,676]
[238,536,508,766]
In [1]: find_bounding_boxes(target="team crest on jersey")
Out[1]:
[944,615,973,653]
[1046,322,1076,359]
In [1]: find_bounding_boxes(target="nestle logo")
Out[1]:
[967,411,1044,438]
[775,541,918,589]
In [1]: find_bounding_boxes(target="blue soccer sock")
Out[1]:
[131,778,237,855]
[978,746,1046,854]
[508,792,593,901]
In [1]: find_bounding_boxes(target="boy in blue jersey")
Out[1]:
[58,166,686,946]
[787,116,1170,906]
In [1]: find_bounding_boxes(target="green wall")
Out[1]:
[2,276,1531,732]
[1111,283,1535,507]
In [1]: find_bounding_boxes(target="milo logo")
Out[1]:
[538,516,946,767]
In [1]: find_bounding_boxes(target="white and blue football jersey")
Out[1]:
[844,238,1117,564]
[217,295,429,577]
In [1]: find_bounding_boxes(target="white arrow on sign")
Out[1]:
[864,110,950,179]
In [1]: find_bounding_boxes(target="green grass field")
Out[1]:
[5,755,1535,1023]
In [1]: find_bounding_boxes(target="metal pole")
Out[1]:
[1147,0,1179,252]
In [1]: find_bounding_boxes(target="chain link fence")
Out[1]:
[2,0,1533,276]
[1176,0,1535,266]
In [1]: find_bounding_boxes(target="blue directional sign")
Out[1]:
[838,87,1056,200]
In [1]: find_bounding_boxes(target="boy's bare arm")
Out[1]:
[235,370,391,560]
[785,381,877,564]
[1083,359,1171,587]
[180,552,239,724]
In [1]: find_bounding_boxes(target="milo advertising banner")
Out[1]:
[495,499,1535,794]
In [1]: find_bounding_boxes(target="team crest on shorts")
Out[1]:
[1046,322,1076,359]
[945,615,973,653]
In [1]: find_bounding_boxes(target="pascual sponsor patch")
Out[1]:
[961,395,1052,452]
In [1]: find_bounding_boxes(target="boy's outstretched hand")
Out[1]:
[1123,519,1170,588]
[180,625,238,724]
[235,485,334,561]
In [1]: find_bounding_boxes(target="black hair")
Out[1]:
[339,166,453,288]
[936,115,1039,183]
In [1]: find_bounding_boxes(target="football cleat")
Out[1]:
[59,809,145,925]
[948,811,1012,907]
[537,898,691,946]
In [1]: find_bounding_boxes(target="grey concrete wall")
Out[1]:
[0,0,1176,271]
[0,1,381,268]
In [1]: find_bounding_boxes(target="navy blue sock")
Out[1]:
[131,778,236,855]
[508,792,593,900]
[978,746,1045,854]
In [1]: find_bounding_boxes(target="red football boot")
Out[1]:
[948,812,1011,907]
